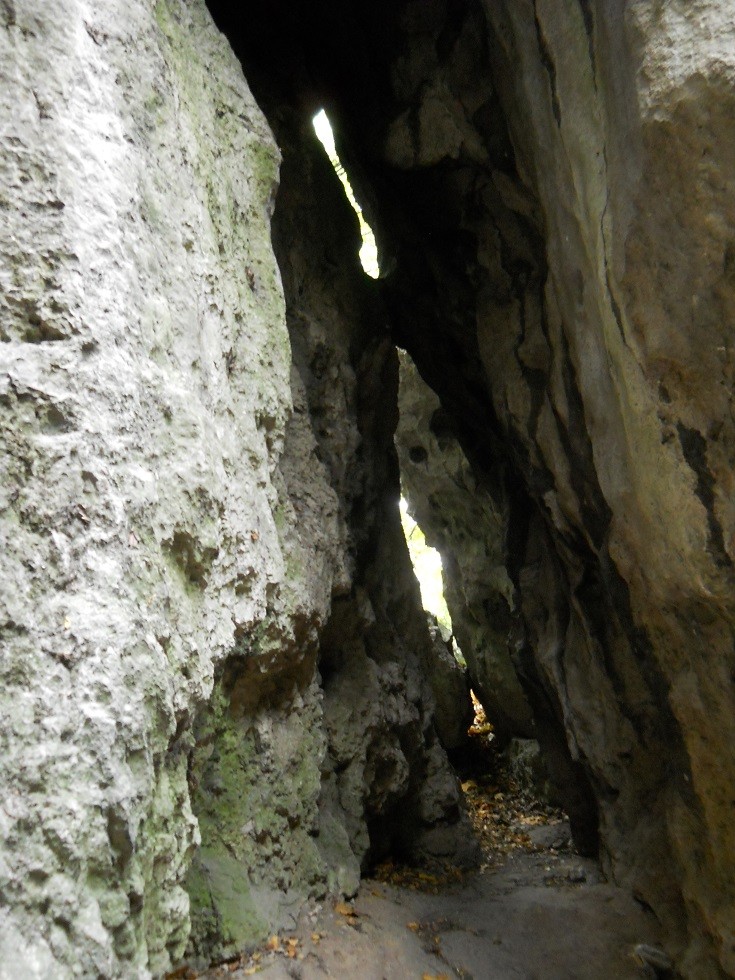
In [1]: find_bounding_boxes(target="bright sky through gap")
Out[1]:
[313,113,450,630]
[399,498,452,631]
[313,109,337,158]
[312,109,379,278]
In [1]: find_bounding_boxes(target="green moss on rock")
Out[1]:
[186,668,328,962]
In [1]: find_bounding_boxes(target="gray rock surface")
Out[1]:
[423,617,473,752]
[481,5,735,975]
[266,103,478,887]
[4,0,735,977]
[0,1,473,975]
[1,0,290,974]
[207,843,662,980]
[504,738,557,806]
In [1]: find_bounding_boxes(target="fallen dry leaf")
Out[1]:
[265,935,280,951]
[163,967,196,980]
[334,901,357,918]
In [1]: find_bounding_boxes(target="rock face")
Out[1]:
[423,616,474,752]
[3,0,735,978]
[220,0,735,976]
[0,1,472,976]
[185,102,477,964]
[396,351,534,742]
[217,0,735,974]
[1,1,289,973]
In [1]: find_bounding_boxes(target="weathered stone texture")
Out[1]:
[396,351,533,742]
[185,105,476,964]
[267,0,735,973]
[1,1,290,974]
[3,0,735,977]
[0,1,474,974]
[423,618,474,753]
[482,4,735,974]
[267,104,478,882]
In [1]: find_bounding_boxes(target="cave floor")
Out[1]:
[197,835,660,980]
[195,742,662,980]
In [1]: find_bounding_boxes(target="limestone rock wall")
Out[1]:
[482,5,735,975]
[1,1,290,974]
[269,97,478,884]
[186,104,476,963]
[4,0,735,975]
[0,1,472,975]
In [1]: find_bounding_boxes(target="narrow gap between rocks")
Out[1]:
[308,109,573,889]
[312,110,379,279]
[178,9,666,973]
[398,497,454,642]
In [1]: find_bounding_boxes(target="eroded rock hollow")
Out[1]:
[1,0,734,976]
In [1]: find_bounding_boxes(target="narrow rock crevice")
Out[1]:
[676,422,733,570]
[3,1,735,977]
[532,0,562,127]
[203,2,735,973]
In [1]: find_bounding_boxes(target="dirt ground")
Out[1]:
[189,714,667,980]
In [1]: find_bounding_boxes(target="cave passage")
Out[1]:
[305,109,576,889]
[311,109,457,650]
[189,0,662,969]
[6,0,733,975]
[201,0,603,872]
[304,106,546,798]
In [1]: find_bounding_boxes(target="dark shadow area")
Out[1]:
[203,0,602,867]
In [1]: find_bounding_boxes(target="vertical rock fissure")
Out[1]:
[181,10,482,961]
[532,0,562,127]
[5,0,734,975]
[676,422,733,570]
[166,0,735,963]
